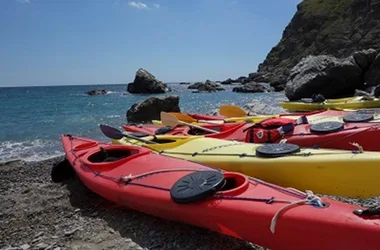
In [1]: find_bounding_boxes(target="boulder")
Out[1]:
[365,52,380,87]
[354,89,373,97]
[285,54,363,101]
[374,84,380,97]
[353,48,378,71]
[232,82,268,93]
[235,76,249,84]
[255,0,380,92]
[188,82,204,89]
[188,80,224,92]
[127,68,170,94]
[85,89,108,96]
[220,78,234,85]
[126,96,180,123]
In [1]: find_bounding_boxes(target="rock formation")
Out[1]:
[253,0,380,90]
[232,82,268,93]
[126,96,180,123]
[285,49,380,100]
[127,68,170,94]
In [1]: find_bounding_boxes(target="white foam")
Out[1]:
[106,115,121,118]
[0,139,64,163]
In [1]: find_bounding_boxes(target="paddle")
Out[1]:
[160,112,220,134]
[219,105,247,117]
[99,124,158,144]
[170,112,223,124]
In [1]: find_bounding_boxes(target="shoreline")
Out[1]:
[1,157,380,250]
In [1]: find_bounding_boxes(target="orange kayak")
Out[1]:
[57,134,380,250]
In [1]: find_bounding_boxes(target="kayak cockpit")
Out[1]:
[88,147,140,163]
[82,145,151,168]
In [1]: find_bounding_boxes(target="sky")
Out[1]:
[0,0,302,87]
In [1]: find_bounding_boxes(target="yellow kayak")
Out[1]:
[151,114,278,126]
[280,96,380,111]
[112,135,380,198]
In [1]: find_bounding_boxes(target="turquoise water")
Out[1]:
[0,83,286,162]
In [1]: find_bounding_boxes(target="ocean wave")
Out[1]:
[106,114,121,118]
[0,139,64,163]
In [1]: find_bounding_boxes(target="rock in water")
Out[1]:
[232,82,268,93]
[188,80,224,92]
[188,82,203,89]
[127,68,170,94]
[285,54,363,100]
[126,96,180,123]
[85,89,108,96]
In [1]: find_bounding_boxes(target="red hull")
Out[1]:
[246,111,380,151]
[60,134,380,250]
[283,123,380,151]
[188,113,226,120]
[123,122,251,141]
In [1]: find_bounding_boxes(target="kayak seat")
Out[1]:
[88,147,140,163]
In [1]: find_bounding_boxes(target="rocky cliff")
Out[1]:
[255,0,380,89]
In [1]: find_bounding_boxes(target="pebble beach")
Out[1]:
[1,156,380,250]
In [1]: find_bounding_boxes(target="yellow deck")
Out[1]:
[280,96,380,111]
[112,135,380,198]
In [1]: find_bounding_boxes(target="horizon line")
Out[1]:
[0,81,203,88]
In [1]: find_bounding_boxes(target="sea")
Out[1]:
[0,83,287,163]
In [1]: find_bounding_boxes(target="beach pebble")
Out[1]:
[32,237,42,243]
[34,232,44,238]
[34,243,49,249]
[19,244,31,250]
[63,227,81,236]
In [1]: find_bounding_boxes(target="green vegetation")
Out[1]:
[301,0,351,18]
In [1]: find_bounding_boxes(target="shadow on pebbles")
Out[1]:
[0,157,262,250]
[1,157,379,250]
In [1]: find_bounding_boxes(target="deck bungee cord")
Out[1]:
[65,134,327,234]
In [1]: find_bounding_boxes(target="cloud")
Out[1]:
[128,1,148,9]
[153,3,160,8]
[16,0,31,3]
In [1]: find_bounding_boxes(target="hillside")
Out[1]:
[255,0,380,89]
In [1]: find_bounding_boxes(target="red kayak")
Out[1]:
[244,112,380,151]
[123,122,251,141]
[187,113,226,120]
[54,134,380,250]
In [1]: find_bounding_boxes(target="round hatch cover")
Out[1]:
[343,113,374,123]
[170,170,225,204]
[310,121,344,134]
[256,143,301,158]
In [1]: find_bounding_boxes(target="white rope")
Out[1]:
[270,190,323,234]
[350,142,364,153]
